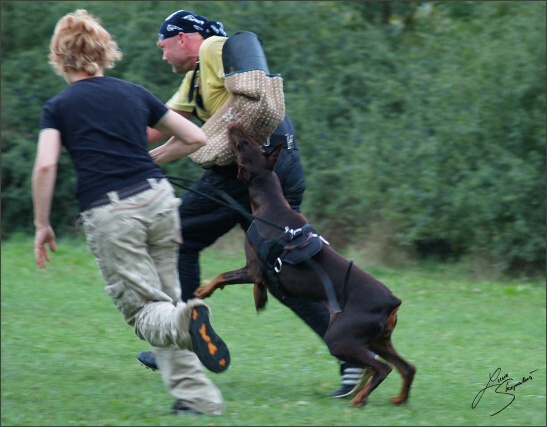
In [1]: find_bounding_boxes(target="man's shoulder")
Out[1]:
[199,36,228,71]
[206,35,228,44]
[200,36,228,54]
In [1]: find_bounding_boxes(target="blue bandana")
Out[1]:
[158,10,228,41]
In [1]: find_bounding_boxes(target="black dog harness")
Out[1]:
[246,222,343,313]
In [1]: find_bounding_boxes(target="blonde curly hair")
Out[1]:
[48,9,122,77]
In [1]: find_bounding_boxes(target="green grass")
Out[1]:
[1,232,545,426]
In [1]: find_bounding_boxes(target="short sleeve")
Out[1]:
[141,86,170,127]
[40,99,60,131]
[166,73,195,113]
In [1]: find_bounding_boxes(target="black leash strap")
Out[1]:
[216,189,286,232]
[165,175,286,232]
[166,175,249,216]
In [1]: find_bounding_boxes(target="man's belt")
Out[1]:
[263,134,297,151]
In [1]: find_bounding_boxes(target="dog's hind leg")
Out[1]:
[369,308,416,405]
[370,338,416,405]
[350,353,392,407]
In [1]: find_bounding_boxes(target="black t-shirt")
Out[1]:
[40,76,168,212]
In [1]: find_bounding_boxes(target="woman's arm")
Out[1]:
[32,129,62,267]
[149,110,206,164]
[147,108,196,145]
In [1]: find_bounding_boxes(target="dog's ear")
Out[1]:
[265,144,283,170]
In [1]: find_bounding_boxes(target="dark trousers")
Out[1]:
[177,146,330,340]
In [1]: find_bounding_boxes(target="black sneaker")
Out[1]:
[330,362,366,398]
[330,357,377,398]
[188,305,230,373]
[137,350,158,371]
[171,399,202,415]
[330,383,360,398]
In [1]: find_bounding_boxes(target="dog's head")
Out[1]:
[227,121,283,185]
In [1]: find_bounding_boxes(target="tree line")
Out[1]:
[1,1,545,274]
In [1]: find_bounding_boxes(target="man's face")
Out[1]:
[157,34,194,74]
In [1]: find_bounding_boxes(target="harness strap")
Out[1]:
[305,257,342,314]
[340,259,353,310]
[247,221,287,290]
[246,221,286,269]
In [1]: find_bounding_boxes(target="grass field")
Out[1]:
[1,231,545,426]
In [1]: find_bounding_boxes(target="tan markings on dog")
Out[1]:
[387,306,400,332]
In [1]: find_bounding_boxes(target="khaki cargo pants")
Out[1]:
[79,178,224,415]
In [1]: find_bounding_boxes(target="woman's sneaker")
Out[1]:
[171,399,202,415]
[188,305,230,373]
[137,305,230,373]
[137,350,158,371]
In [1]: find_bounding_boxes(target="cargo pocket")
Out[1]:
[104,281,146,324]
[154,197,182,244]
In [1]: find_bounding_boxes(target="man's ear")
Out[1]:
[177,32,188,46]
[266,144,283,170]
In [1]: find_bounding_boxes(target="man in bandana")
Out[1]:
[139,10,368,400]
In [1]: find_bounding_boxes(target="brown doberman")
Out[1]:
[194,122,416,408]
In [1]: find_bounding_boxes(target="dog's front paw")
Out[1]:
[194,285,215,299]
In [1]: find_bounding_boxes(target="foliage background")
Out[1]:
[1,1,545,275]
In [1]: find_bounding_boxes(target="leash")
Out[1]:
[166,175,286,232]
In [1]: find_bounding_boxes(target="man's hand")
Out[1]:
[34,225,56,268]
